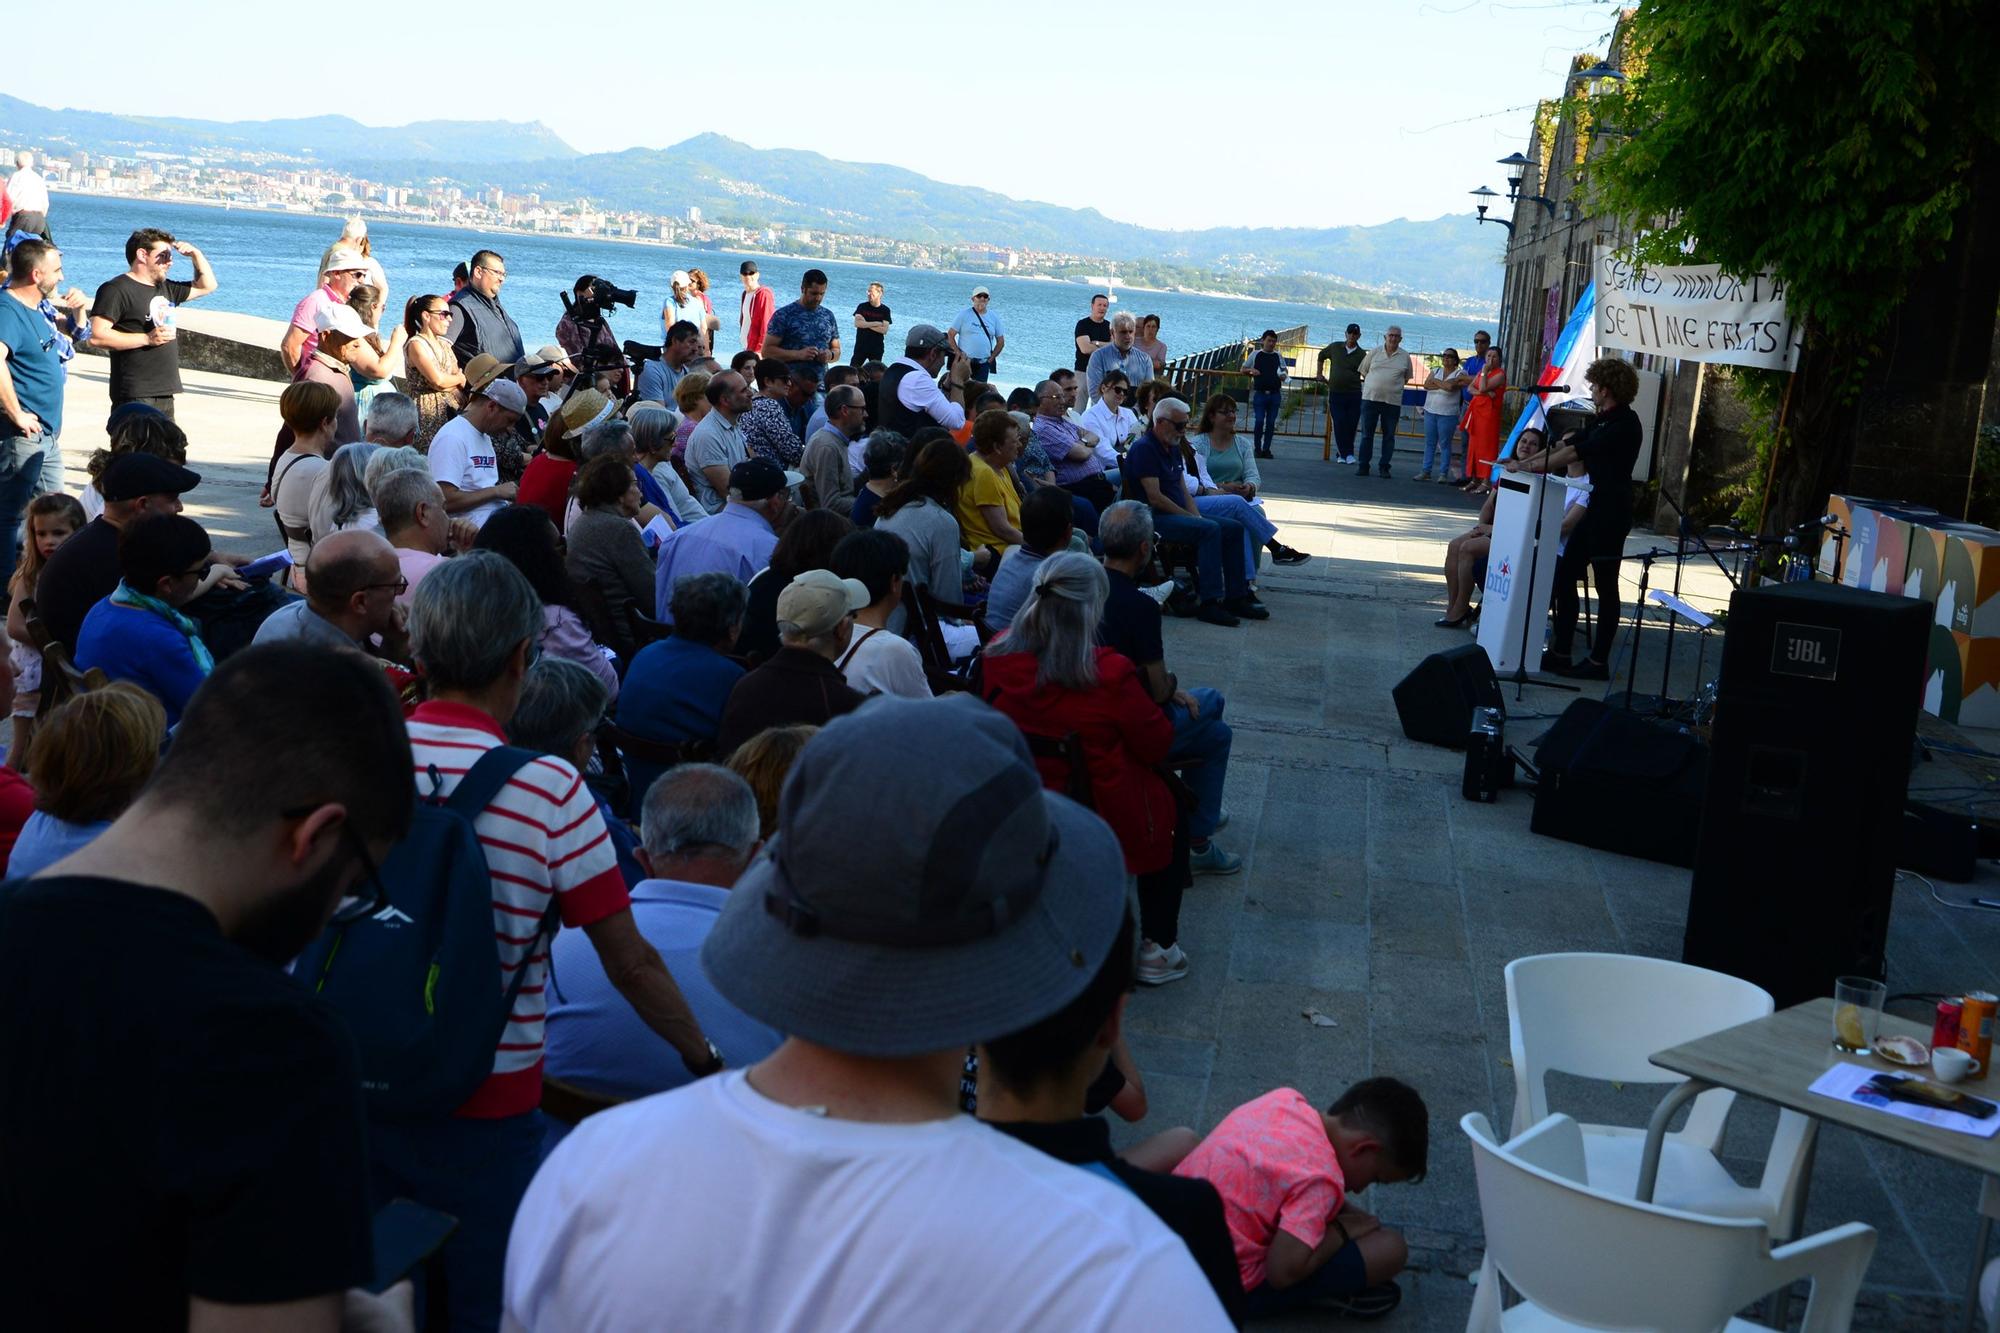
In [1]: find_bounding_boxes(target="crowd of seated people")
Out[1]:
[0,232,1449,1333]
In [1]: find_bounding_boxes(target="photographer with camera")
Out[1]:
[879,325,973,439]
[558,274,637,398]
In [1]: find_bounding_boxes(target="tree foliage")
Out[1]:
[1589,0,2000,339]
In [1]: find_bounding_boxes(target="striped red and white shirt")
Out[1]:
[407,701,630,1118]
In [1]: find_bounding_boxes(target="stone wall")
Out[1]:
[76,307,290,383]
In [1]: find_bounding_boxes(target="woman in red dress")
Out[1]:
[1461,348,1508,496]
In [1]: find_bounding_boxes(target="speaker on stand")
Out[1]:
[1681,582,1930,1007]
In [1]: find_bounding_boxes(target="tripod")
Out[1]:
[557,294,629,403]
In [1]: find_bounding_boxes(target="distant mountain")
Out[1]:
[355,134,1501,304]
[0,94,574,166]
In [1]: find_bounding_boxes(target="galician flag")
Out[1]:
[1500,281,1597,459]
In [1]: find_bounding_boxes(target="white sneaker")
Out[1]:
[1137,940,1189,986]
[1144,579,1176,605]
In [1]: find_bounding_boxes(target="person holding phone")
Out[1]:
[89,227,217,419]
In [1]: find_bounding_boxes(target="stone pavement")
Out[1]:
[59,365,2000,1327]
[1108,433,2000,1330]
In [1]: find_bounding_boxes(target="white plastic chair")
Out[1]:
[1505,952,1817,1238]
[1463,1111,1875,1332]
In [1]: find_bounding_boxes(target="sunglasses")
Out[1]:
[1102,384,1126,395]
[149,250,174,264]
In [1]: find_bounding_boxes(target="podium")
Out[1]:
[1476,471,1576,675]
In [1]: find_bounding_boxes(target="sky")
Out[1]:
[14,0,1625,232]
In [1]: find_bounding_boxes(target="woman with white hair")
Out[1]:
[978,551,1193,986]
[308,442,383,541]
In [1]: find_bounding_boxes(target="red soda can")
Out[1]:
[1934,999,1963,1054]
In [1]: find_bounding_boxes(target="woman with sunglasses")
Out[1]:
[1080,370,1140,489]
[401,293,465,451]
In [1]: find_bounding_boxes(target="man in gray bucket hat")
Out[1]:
[504,695,1231,1332]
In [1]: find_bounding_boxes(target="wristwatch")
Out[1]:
[687,1039,725,1077]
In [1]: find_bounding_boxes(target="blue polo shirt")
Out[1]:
[950,306,1006,359]
[617,635,745,804]
[0,290,62,438]
[1123,430,1191,510]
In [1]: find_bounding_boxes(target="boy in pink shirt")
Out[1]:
[1175,1078,1427,1319]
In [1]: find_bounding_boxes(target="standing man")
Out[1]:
[89,228,217,419]
[762,269,839,389]
[1085,312,1155,402]
[851,281,891,367]
[1074,292,1112,373]
[445,248,524,366]
[949,286,1005,382]
[4,151,51,243]
[280,248,368,376]
[1355,326,1413,479]
[0,239,62,573]
[1244,330,1287,460]
[738,259,776,354]
[1320,322,1366,465]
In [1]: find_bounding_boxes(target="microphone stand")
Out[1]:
[1504,461,1580,702]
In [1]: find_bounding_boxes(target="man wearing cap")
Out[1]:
[281,250,368,376]
[713,568,869,756]
[652,458,799,623]
[761,270,840,390]
[505,696,1234,1332]
[636,320,703,406]
[1319,323,1367,465]
[878,325,972,439]
[685,370,755,514]
[427,379,524,529]
[1085,312,1155,403]
[297,304,368,444]
[738,260,776,354]
[514,346,573,436]
[36,453,205,652]
[949,286,1005,382]
[445,248,524,366]
[661,270,704,343]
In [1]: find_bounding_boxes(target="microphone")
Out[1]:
[1516,384,1572,395]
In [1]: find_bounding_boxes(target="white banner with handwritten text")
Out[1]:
[1593,246,1802,372]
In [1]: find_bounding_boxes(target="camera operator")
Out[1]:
[637,321,705,405]
[878,325,973,438]
[558,274,637,397]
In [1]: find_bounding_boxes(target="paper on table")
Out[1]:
[1808,1060,2000,1138]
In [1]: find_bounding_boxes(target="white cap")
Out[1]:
[670,270,692,289]
[324,248,368,274]
[313,303,371,340]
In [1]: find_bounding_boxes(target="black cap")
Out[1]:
[1346,323,1362,335]
[728,458,800,501]
[104,401,164,437]
[101,453,201,503]
[739,260,759,276]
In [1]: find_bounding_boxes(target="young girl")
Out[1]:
[7,493,88,767]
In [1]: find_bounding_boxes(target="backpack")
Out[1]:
[296,745,556,1121]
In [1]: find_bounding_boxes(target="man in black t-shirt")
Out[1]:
[35,452,203,651]
[1074,292,1112,372]
[851,281,891,366]
[0,645,415,1330]
[89,226,217,418]
[977,905,1247,1323]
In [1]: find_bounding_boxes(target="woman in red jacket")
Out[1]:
[980,551,1193,986]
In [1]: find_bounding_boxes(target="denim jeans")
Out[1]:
[1357,399,1400,472]
[1250,389,1282,455]
[1195,493,1275,575]
[1166,686,1232,841]
[1423,411,1457,476]
[1329,391,1362,456]
[368,1111,547,1333]
[0,432,49,583]
[1153,509,1248,602]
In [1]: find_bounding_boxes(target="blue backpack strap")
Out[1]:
[446,745,541,821]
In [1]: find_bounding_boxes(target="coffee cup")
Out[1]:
[1933,1046,1980,1083]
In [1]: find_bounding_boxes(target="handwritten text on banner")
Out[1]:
[1593,246,1802,372]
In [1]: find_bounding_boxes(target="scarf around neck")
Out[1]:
[110,581,215,675]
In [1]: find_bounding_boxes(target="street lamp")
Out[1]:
[1576,59,1625,86]
[1495,153,1557,218]
[1470,186,1512,235]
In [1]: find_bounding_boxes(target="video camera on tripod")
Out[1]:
[557,275,639,394]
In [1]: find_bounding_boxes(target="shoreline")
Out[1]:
[49,187,1492,321]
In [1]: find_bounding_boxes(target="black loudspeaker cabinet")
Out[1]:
[1682,582,1930,1007]
[1393,644,1502,750]
[1530,699,1708,867]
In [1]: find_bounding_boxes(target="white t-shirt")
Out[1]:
[505,1071,1231,1333]
[427,415,503,528]
[1424,364,1465,417]
[1079,400,1139,469]
[271,451,329,565]
[839,625,930,699]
